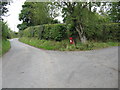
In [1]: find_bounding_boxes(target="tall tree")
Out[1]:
[0,2,8,20]
[53,1,105,43]
[53,1,112,43]
[0,0,11,20]
[0,21,11,39]
[18,2,52,30]
[0,0,11,39]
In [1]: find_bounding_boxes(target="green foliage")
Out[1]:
[22,27,31,37]
[43,24,67,41]
[0,2,10,18]
[18,2,52,30]
[85,23,120,42]
[19,37,65,50]
[20,22,120,42]
[52,2,119,43]
[9,31,19,38]
[66,24,77,37]
[83,14,108,41]
[0,39,11,56]
[17,23,28,31]
[20,24,67,41]
[108,2,120,23]
[19,37,119,51]
[65,13,119,42]
[20,25,44,39]
[105,23,120,41]
[0,21,11,56]
[19,2,119,43]
[57,2,107,43]
[50,19,61,24]
[0,21,11,39]
[0,39,1,56]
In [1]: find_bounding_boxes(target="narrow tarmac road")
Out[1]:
[2,38,118,88]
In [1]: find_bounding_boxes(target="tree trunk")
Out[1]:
[75,24,87,44]
[81,35,87,43]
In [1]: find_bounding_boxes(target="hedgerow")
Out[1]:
[20,24,67,41]
[20,23,120,42]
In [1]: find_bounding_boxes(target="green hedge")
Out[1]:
[84,23,120,41]
[20,24,67,41]
[0,21,11,39]
[20,23,119,42]
[105,23,120,41]
[43,24,67,41]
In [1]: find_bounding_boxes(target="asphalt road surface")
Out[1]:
[2,38,118,88]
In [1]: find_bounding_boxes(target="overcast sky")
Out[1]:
[3,0,63,32]
[3,0,26,32]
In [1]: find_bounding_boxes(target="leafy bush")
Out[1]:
[0,21,11,56]
[84,23,120,42]
[0,21,11,39]
[105,23,120,41]
[0,39,11,56]
[43,24,67,41]
[20,22,119,42]
[20,24,67,41]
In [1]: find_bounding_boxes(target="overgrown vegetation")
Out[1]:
[0,1,12,56]
[0,39,11,56]
[20,24,67,41]
[19,23,120,42]
[0,40,2,56]
[0,21,11,56]
[9,31,18,38]
[18,2,119,51]
[19,37,119,51]
[17,2,58,31]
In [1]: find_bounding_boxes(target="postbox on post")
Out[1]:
[69,37,74,44]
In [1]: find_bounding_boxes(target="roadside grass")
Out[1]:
[19,37,119,51]
[0,39,11,56]
[0,39,2,56]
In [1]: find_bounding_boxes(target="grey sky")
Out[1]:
[3,0,26,32]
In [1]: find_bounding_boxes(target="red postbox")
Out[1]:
[69,37,74,44]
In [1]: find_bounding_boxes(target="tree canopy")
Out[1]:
[108,2,120,23]
[0,0,11,40]
[18,2,53,30]
[18,1,120,43]
[52,2,110,43]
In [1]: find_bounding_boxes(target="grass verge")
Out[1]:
[19,37,119,51]
[0,39,11,56]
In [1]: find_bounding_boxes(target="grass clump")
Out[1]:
[19,37,119,51]
[0,39,11,56]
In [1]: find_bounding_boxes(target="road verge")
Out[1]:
[0,39,11,56]
[19,37,119,51]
